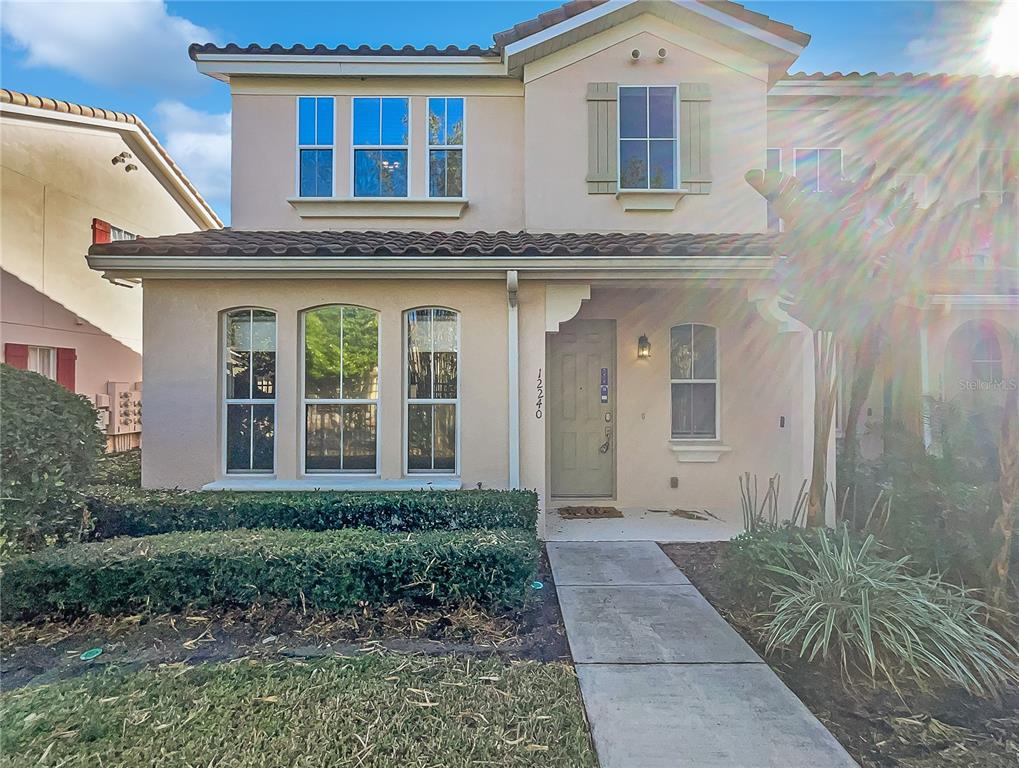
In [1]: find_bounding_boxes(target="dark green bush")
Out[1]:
[84,487,538,539]
[0,365,104,551]
[94,449,141,488]
[1,528,538,619]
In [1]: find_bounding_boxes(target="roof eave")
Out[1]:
[193,53,510,81]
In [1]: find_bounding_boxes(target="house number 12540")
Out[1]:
[535,368,544,419]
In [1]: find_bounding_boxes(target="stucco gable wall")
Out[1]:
[523,14,769,233]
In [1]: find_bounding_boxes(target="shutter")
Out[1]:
[4,343,29,370]
[92,218,111,244]
[586,82,618,194]
[56,347,76,391]
[679,83,712,195]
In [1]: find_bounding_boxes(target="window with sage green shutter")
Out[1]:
[586,82,712,196]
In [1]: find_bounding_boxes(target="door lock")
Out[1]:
[599,426,612,454]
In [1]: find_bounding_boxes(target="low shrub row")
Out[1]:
[2,527,538,620]
[84,486,539,539]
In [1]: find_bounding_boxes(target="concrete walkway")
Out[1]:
[548,541,858,768]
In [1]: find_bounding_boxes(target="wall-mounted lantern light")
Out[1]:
[637,334,651,359]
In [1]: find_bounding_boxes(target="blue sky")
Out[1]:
[1,1,1010,223]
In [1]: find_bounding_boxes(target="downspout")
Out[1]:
[507,271,521,488]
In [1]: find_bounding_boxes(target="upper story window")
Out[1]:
[223,309,276,473]
[428,97,464,197]
[670,323,718,440]
[303,305,380,474]
[979,149,1019,201]
[298,97,334,197]
[794,148,842,192]
[353,97,408,197]
[619,85,678,190]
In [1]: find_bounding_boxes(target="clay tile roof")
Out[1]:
[89,229,778,259]
[492,0,810,50]
[188,42,498,59]
[1,89,222,228]
[785,71,1019,86]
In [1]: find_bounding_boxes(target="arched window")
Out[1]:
[670,323,718,439]
[970,324,1004,384]
[406,308,459,473]
[223,308,276,473]
[303,306,380,473]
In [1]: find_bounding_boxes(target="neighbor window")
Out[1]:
[970,324,1004,383]
[766,148,782,232]
[406,308,458,473]
[670,324,718,439]
[619,85,678,190]
[27,346,56,380]
[303,306,380,473]
[428,97,464,197]
[298,96,334,197]
[224,309,276,473]
[353,97,409,197]
[979,149,1019,200]
[794,148,842,192]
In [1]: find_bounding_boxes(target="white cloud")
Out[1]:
[904,2,1002,76]
[1,0,216,89]
[153,100,231,206]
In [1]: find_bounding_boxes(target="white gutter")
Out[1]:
[507,270,521,489]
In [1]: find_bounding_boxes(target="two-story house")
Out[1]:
[86,0,1017,533]
[2,89,221,450]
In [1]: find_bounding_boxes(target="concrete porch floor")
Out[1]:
[544,505,742,542]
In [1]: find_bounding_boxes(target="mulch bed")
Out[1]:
[1,548,570,691]
[660,541,1019,768]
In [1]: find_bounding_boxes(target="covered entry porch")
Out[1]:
[531,279,817,539]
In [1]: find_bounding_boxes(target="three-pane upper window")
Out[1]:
[298,97,334,197]
[224,309,276,473]
[670,324,718,440]
[428,97,464,197]
[353,97,409,197]
[303,306,380,473]
[619,86,678,190]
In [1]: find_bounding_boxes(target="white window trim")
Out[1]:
[222,308,278,476]
[426,96,467,198]
[299,305,382,477]
[295,96,336,198]
[27,346,56,380]
[668,323,720,442]
[403,307,461,477]
[617,84,681,192]
[350,95,411,198]
[792,147,843,192]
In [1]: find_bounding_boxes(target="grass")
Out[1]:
[0,653,596,768]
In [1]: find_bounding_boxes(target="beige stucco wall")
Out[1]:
[230,77,525,231]
[1,111,206,392]
[141,278,511,489]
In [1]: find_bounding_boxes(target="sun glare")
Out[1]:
[985,1,1019,74]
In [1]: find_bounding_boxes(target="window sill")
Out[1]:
[203,476,463,492]
[668,442,732,463]
[615,190,687,212]
[287,197,468,219]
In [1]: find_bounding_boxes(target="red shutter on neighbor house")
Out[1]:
[4,343,29,369]
[56,347,76,391]
[92,218,111,244]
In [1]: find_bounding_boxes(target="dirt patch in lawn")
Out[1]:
[1,548,569,691]
[660,541,1019,768]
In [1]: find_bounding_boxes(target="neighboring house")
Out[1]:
[1,89,222,448]
[86,0,1016,531]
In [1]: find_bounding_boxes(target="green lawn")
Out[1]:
[1,654,596,767]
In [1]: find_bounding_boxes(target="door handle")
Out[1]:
[599,427,612,454]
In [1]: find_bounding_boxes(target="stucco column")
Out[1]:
[274,306,299,481]
[379,306,404,480]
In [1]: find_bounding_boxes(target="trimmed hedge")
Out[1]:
[2,528,538,620]
[84,487,538,539]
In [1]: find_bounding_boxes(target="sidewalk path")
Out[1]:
[548,541,858,768]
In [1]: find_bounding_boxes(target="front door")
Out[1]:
[549,319,615,497]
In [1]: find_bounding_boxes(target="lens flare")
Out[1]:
[986,1,1019,74]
